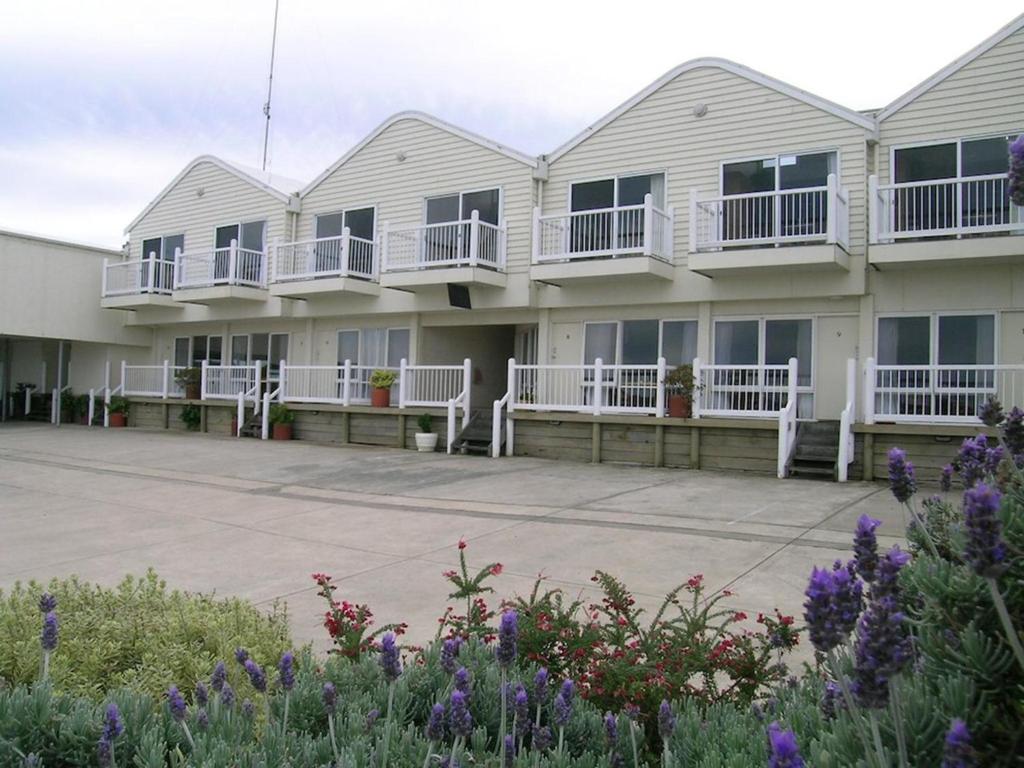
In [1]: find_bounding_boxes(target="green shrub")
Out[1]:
[107,396,129,415]
[269,403,294,425]
[179,403,202,430]
[416,412,433,433]
[369,369,397,389]
[0,571,293,700]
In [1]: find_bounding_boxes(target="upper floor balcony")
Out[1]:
[687,173,850,276]
[868,173,1024,267]
[269,230,381,298]
[172,241,269,303]
[100,255,180,310]
[379,211,508,291]
[530,194,675,283]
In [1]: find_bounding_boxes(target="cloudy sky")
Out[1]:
[0,1,1018,248]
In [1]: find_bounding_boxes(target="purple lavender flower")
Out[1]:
[888,447,917,503]
[234,647,249,665]
[440,637,461,674]
[210,661,227,693]
[195,681,208,708]
[853,515,882,582]
[977,397,1004,428]
[454,666,471,698]
[852,596,911,709]
[40,611,58,652]
[220,682,235,709]
[278,651,295,691]
[496,609,518,668]
[658,700,676,741]
[831,560,864,637]
[820,681,841,720]
[427,702,446,741]
[873,545,911,601]
[379,632,402,682]
[1002,407,1024,455]
[365,708,380,730]
[96,738,112,767]
[167,685,187,722]
[954,435,1003,488]
[553,684,573,727]
[322,682,337,713]
[449,690,473,738]
[604,712,618,746]
[503,734,515,767]
[559,678,574,702]
[514,685,530,737]
[942,718,977,768]
[767,722,805,768]
[532,724,553,751]
[940,464,954,492]
[242,699,255,717]
[38,593,57,614]
[196,708,209,731]
[534,667,549,702]
[1009,135,1024,207]
[963,484,1007,578]
[244,658,267,693]
[803,567,841,654]
[102,702,124,741]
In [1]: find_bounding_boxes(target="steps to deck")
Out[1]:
[451,409,498,455]
[238,413,262,438]
[789,420,840,480]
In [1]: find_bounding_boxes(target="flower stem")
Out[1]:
[557,726,564,757]
[422,740,434,768]
[180,721,196,750]
[904,501,940,558]
[889,679,909,768]
[282,692,290,735]
[41,651,50,682]
[381,682,396,768]
[988,578,1024,674]
[629,721,639,768]
[328,713,340,766]
[662,738,670,768]
[450,735,462,768]
[499,668,507,753]
[827,650,877,766]
[868,711,887,768]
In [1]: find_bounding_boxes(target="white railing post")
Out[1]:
[867,175,879,244]
[826,174,837,244]
[777,408,788,479]
[147,251,157,293]
[103,360,111,427]
[688,189,699,253]
[462,358,472,429]
[398,358,408,409]
[236,391,244,437]
[173,246,183,290]
[88,388,95,426]
[643,193,654,256]
[506,357,516,456]
[228,238,238,286]
[341,226,351,275]
[691,357,702,419]
[162,360,170,399]
[593,358,603,416]
[863,357,876,425]
[254,360,263,415]
[279,360,287,403]
[101,258,109,297]
[531,207,541,263]
[447,398,456,455]
[492,397,502,458]
[787,357,798,411]
[469,210,480,266]
[380,221,390,274]
[342,359,352,406]
[51,388,58,424]
[499,217,509,270]
[200,360,208,400]
[261,389,271,440]
[655,356,667,418]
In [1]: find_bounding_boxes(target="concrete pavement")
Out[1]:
[0,423,907,653]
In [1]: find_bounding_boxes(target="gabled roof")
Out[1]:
[125,155,303,234]
[878,12,1024,122]
[546,57,877,163]
[300,111,538,199]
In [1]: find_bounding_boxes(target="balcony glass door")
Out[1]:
[214,225,237,281]
[569,174,665,255]
[425,195,461,263]
[315,213,344,273]
[713,319,812,416]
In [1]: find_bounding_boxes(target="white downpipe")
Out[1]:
[837,357,856,483]
[655,356,667,418]
[691,357,702,419]
[236,391,245,438]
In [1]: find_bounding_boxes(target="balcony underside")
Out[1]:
[380,266,506,292]
[687,244,849,277]
[100,293,181,311]
[171,285,268,304]
[530,255,673,285]
[869,234,1024,269]
[269,277,380,299]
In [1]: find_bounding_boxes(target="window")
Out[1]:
[335,328,410,367]
[423,189,500,263]
[568,174,666,254]
[581,319,697,367]
[173,337,190,368]
[892,135,1019,232]
[230,333,289,379]
[315,207,376,274]
[139,234,183,290]
[214,220,266,279]
[877,315,994,367]
[190,335,223,367]
[713,318,813,417]
[660,321,698,368]
[721,151,836,241]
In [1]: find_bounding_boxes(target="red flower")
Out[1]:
[458,538,467,550]
[686,574,704,589]
[490,563,503,576]
[733,611,748,622]
[442,570,458,579]
[780,614,795,626]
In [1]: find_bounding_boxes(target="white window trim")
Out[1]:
[718,148,841,196]
[212,219,269,253]
[567,170,669,212]
[888,132,1022,185]
[315,205,378,241]
[874,312,999,366]
[422,186,504,224]
[228,332,290,371]
[140,233,185,261]
[185,334,224,366]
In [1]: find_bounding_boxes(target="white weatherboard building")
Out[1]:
[8,13,1023,481]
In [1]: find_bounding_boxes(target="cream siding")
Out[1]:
[127,161,291,262]
[299,118,535,274]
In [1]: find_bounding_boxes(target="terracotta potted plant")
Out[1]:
[414,412,439,452]
[269,403,294,440]
[76,394,90,424]
[665,364,700,419]
[108,396,129,427]
[175,367,202,400]
[59,388,77,424]
[369,369,397,408]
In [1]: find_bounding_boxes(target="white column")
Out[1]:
[462,358,471,429]
[593,358,603,416]
[643,193,654,256]
[826,173,837,244]
[863,357,877,425]
[468,210,480,266]
[655,356,667,418]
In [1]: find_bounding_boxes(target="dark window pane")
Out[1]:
[251,333,269,365]
[241,220,265,252]
[722,159,774,195]
[584,322,617,365]
[231,335,249,365]
[162,234,184,261]
[173,338,190,368]
[877,317,930,365]
[661,321,697,367]
[316,213,344,239]
[337,330,359,365]
[622,320,659,364]
[765,319,812,384]
[962,136,1012,177]
[141,238,161,259]
[894,144,956,183]
[426,195,460,224]
[344,208,375,240]
[714,321,759,365]
[461,189,500,225]
[938,315,994,365]
[570,180,614,211]
[215,225,238,249]
[387,329,410,367]
[779,152,835,190]
[207,336,222,366]
[191,335,207,367]
[617,174,666,206]
[269,334,288,377]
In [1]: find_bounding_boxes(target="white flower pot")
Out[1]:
[415,432,439,452]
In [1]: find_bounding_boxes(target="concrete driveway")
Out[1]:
[0,423,906,652]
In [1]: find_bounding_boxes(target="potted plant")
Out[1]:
[108,396,129,427]
[665,364,701,419]
[369,369,397,408]
[180,403,202,431]
[269,403,294,440]
[59,388,78,423]
[414,412,439,452]
[175,367,202,400]
[75,393,91,424]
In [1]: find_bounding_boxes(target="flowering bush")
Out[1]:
[313,573,406,659]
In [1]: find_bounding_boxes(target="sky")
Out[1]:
[0,1,1019,248]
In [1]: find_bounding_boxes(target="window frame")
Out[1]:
[874,312,999,367]
[335,327,411,367]
[718,148,841,196]
[422,186,504,225]
[580,318,698,366]
[888,132,1023,185]
[315,205,378,242]
[711,315,816,385]
[186,334,224,368]
[227,332,290,377]
[211,219,268,253]
[567,170,669,213]
[140,234,185,261]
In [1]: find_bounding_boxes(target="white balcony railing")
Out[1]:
[869,173,1023,243]
[102,255,176,297]
[201,362,262,401]
[174,240,267,290]
[121,362,185,398]
[272,229,378,283]
[690,174,849,252]
[509,359,667,416]
[864,359,1024,423]
[382,211,507,273]
[534,194,674,263]
[278,360,469,408]
[693,359,803,419]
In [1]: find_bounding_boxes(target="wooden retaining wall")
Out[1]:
[856,424,996,483]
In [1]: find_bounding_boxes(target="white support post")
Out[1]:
[462,358,471,429]
[236,391,244,438]
[279,360,287,403]
[51,388,58,425]
[506,357,515,457]
[499,217,509,270]
[101,258,108,298]
[643,193,654,256]
[867,175,879,245]
[825,174,837,244]
[688,189,699,253]
[787,357,798,411]
[173,246,183,290]
[228,238,238,286]
[342,359,352,406]
[88,388,96,426]
[261,390,271,440]
[161,360,170,399]
[103,360,111,427]
[655,356,667,418]
[147,250,157,293]
[593,358,603,416]
[380,221,389,274]
[863,357,877,425]
[341,226,351,275]
[200,360,208,400]
[468,210,480,266]
[254,360,263,415]
[40,360,47,393]
[398,358,407,409]
[446,398,456,455]
[531,206,542,263]
[691,357,702,419]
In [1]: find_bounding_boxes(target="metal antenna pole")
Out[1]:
[261,0,280,172]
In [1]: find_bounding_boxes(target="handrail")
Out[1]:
[272,229,377,282]
[533,194,673,263]
[383,211,507,273]
[51,384,72,425]
[776,357,798,479]
[446,359,473,455]
[837,358,856,482]
[261,381,283,440]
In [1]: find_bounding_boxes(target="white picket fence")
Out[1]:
[121,362,186,398]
